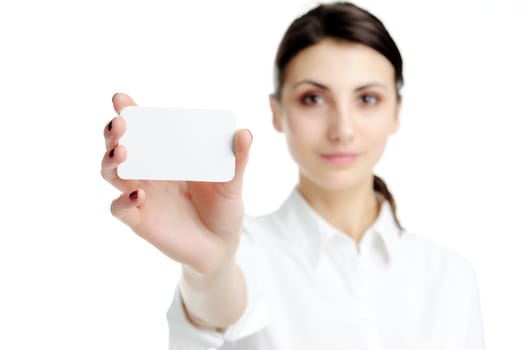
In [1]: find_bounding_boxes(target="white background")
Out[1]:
[1,0,524,348]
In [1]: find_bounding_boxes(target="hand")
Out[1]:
[101,93,252,275]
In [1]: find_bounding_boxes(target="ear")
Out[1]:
[269,94,283,132]
[391,97,402,135]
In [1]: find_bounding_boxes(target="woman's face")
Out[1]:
[270,39,401,191]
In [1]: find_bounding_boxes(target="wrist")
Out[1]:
[182,253,238,285]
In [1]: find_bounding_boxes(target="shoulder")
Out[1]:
[399,230,479,288]
[241,210,288,242]
[235,211,282,255]
[236,210,298,268]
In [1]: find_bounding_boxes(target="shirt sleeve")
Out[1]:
[464,270,486,350]
[442,255,486,350]
[166,217,270,350]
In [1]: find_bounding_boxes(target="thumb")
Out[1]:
[226,129,252,193]
[112,92,137,115]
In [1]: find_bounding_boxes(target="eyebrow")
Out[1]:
[292,79,387,92]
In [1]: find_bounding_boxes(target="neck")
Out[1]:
[298,175,380,244]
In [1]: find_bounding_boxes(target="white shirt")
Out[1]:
[167,187,485,349]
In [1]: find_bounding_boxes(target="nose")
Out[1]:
[327,107,354,143]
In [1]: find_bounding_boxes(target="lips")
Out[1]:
[320,152,360,165]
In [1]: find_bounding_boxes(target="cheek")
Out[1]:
[284,122,313,158]
[281,115,323,164]
[362,127,391,162]
[283,111,325,141]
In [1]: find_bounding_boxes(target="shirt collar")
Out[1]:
[275,186,403,267]
[368,194,402,261]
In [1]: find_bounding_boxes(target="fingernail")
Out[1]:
[109,148,115,158]
[247,129,253,141]
[108,120,113,132]
[129,190,139,200]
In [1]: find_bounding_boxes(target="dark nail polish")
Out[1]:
[109,149,115,158]
[108,120,113,131]
[129,190,139,200]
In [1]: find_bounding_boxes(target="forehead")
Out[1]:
[284,39,395,88]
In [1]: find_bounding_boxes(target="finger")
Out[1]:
[225,129,253,193]
[112,92,137,115]
[110,188,145,231]
[106,92,134,152]
[101,144,137,191]
[104,115,126,151]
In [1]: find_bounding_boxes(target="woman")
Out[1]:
[101,2,485,349]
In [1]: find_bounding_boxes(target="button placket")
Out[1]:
[326,236,358,292]
[353,260,382,350]
[353,260,369,300]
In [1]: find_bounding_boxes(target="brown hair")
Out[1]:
[273,1,405,231]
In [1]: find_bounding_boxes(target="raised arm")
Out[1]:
[101,93,252,330]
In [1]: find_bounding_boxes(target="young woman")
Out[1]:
[101,2,485,349]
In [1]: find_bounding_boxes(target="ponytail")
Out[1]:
[373,175,404,232]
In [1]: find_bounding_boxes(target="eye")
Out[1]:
[300,93,325,106]
[361,94,379,105]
